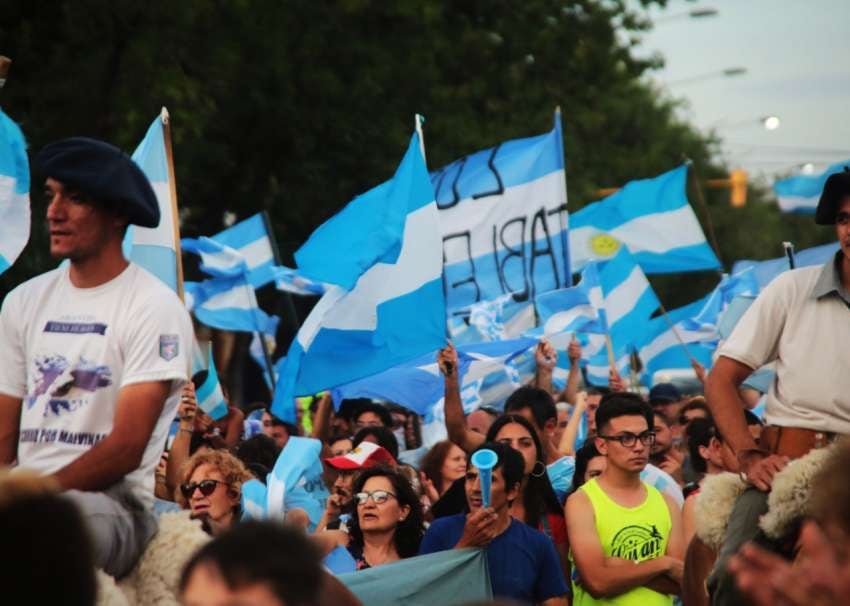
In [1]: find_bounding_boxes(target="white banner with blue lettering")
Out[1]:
[431,112,569,317]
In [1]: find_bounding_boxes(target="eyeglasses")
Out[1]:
[354,490,396,505]
[597,431,656,448]
[180,479,226,499]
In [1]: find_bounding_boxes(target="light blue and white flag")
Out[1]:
[598,247,660,348]
[0,108,30,276]
[636,294,717,385]
[331,338,537,416]
[681,269,759,336]
[732,242,838,289]
[249,326,279,389]
[271,265,326,296]
[774,160,850,214]
[272,133,445,422]
[125,109,180,291]
[196,350,228,420]
[433,112,570,315]
[238,436,329,532]
[585,344,632,387]
[569,165,720,274]
[181,236,248,279]
[535,261,604,349]
[466,295,536,342]
[185,274,277,335]
[209,213,278,288]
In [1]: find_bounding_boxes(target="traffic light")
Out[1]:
[730,169,747,207]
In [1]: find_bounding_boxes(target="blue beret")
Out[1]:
[35,137,160,228]
[649,382,681,405]
[816,166,850,225]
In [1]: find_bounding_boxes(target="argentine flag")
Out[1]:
[0,108,30,275]
[774,160,850,214]
[196,350,228,420]
[185,274,277,336]
[208,213,278,288]
[272,132,445,422]
[681,269,759,336]
[125,109,180,291]
[569,165,720,274]
[535,261,603,350]
[636,294,717,385]
[432,111,570,315]
[732,241,837,289]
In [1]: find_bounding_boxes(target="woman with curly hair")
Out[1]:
[177,449,253,536]
[318,465,425,570]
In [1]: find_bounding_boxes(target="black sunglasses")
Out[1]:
[181,479,226,499]
[597,431,656,448]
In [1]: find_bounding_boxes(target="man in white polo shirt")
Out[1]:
[704,167,850,605]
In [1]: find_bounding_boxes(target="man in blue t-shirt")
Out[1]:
[419,442,568,605]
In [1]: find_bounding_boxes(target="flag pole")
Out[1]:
[656,300,698,365]
[161,107,186,302]
[685,158,723,272]
[555,106,572,288]
[782,241,796,269]
[415,114,427,165]
[245,273,277,391]
[262,210,301,329]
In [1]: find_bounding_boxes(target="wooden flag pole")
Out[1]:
[656,300,698,365]
[161,107,185,302]
[685,158,724,271]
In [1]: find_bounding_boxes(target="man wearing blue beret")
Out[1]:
[705,167,850,605]
[0,137,194,578]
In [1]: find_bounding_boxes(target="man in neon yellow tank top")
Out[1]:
[566,393,685,605]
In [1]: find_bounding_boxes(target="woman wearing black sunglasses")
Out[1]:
[177,450,253,536]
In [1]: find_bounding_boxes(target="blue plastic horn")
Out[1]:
[470,448,499,509]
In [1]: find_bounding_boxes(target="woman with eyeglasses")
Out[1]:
[317,465,425,570]
[177,450,253,536]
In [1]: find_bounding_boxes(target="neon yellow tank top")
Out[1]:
[570,478,673,606]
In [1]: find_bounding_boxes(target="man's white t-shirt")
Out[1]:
[0,263,193,508]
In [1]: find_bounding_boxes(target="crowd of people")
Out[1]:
[1,140,849,606]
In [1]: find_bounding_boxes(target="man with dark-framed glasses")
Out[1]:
[566,392,685,606]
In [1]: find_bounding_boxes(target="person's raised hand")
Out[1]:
[455,507,499,548]
[609,369,626,393]
[420,471,440,506]
[567,337,582,366]
[437,342,459,380]
[178,383,198,430]
[535,338,557,371]
[690,359,707,385]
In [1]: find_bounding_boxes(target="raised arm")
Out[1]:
[561,337,582,405]
[53,380,172,491]
[557,391,587,457]
[166,382,197,493]
[534,339,557,395]
[566,490,674,599]
[438,343,484,453]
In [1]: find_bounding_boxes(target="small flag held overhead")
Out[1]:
[0,108,30,275]
[195,350,228,420]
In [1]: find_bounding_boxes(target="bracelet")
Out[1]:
[178,428,194,434]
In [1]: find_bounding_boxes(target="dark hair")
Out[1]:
[0,489,96,605]
[485,414,562,527]
[686,417,721,474]
[678,398,710,425]
[504,386,557,430]
[353,401,393,428]
[353,425,399,460]
[189,432,218,455]
[234,434,281,481]
[328,433,353,447]
[419,441,460,495]
[570,441,604,495]
[263,408,300,435]
[336,399,364,422]
[345,465,425,558]
[595,392,653,434]
[652,409,672,428]
[471,441,525,498]
[180,521,322,606]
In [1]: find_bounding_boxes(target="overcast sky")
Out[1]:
[632,0,850,182]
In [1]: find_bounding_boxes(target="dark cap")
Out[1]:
[649,382,681,406]
[815,167,850,225]
[35,137,160,228]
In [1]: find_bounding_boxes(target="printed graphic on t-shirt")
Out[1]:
[610,524,665,562]
[25,354,112,417]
